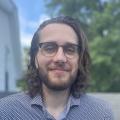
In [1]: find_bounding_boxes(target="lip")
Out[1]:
[49,67,70,71]
[50,69,67,75]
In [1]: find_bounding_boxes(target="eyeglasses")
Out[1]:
[38,42,80,59]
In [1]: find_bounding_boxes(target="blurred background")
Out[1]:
[0,0,120,119]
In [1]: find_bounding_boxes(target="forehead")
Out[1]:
[39,23,78,44]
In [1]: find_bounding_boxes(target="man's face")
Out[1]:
[35,23,79,91]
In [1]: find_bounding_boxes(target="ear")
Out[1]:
[35,56,39,69]
[78,56,81,66]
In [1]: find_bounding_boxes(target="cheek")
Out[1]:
[70,59,79,74]
[73,62,79,72]
[37,55,52,69]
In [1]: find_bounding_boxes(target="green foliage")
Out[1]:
[16,46,29,91]
[17,77,27,91]
[45,0,120,92]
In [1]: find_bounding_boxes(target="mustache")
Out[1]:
[48,63,71,71]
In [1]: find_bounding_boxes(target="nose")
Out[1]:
[53,47,67,63]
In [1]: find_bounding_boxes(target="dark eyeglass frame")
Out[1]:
[38,42,81,58]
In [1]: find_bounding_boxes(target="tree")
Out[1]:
[17,46,30,91]
[45,0,120,92]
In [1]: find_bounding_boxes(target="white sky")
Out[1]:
[13,0,50,47]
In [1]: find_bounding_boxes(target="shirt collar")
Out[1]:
[31,94,43,107]
[30,94,80,107]
[70,95,80,107]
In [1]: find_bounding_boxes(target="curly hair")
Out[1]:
[26,16,91,98]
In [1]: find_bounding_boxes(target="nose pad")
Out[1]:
[53,47,67,62]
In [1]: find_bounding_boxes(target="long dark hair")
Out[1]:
[26,16,91,98]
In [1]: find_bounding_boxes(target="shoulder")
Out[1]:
[78,94,114,119]
[80,94,113,112]
[0,92,30,116]
[80,94,111,105]
[0,92,30,104]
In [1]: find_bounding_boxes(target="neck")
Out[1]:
[42,84,70,119]
[42,85,70,109]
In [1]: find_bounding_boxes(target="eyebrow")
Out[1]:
[40,41,78,45]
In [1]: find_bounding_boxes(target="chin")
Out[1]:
[49,75,70,84]
[41,71,76,91]
[46,77,73,91]
[46,83,70,91]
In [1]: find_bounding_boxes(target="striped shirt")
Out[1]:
[0,92,114,120]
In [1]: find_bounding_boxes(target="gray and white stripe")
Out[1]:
[0,92,114,120]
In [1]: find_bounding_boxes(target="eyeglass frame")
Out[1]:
[38,41,81,59]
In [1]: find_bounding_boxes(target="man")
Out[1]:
[0,16,114,120]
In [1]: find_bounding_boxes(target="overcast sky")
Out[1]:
[13,0,50,47]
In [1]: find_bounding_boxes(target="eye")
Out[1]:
[65,44,77,55]
[42,43,57,53]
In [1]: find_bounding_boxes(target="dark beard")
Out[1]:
[37,67,77,91]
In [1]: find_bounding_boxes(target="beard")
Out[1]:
[37,65,78,91]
